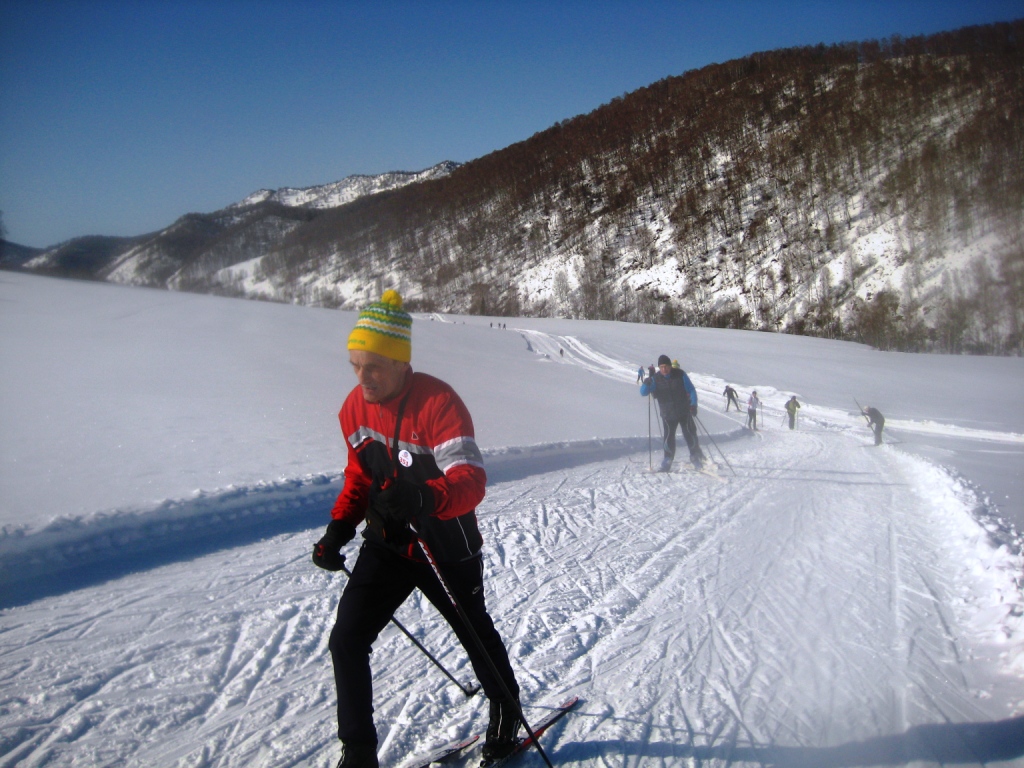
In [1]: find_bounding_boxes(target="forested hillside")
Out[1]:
[19,21,1024,354]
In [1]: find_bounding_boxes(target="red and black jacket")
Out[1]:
[330,371,486,562]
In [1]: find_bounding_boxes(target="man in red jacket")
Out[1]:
[313,291,520,768]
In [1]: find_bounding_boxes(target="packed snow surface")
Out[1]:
[1,272,1022,768]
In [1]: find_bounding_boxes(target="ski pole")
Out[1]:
[648,391,653,471]
[854,397,878,437]
[695,415,736,476]
[339,562,480,698]
[652,398,667,462]
[854,398,870,425]
[411,532,555,768]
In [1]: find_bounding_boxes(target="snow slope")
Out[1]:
[1,272,1022,768]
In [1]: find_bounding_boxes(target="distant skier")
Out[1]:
[785,396,801,430]
[746,391,760,431]
[723,385,740,412]
[637,366,645,383]
[640,354,706,471]
[862,405,885,445]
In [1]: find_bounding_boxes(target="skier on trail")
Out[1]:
[636,366,645,383]
[785,396,801,430]
[723,385,740,412]
[312,291,521,768]
[862,405,885,445]
[640,354,706,471]
[746,391,760,431]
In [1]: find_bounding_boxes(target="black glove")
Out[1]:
[690,405,698,416]
[312,519,356,571]
[372,478,434,540]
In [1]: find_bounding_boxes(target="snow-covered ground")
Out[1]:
[1,272,1022,768]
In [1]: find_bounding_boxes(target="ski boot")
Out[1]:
[481,697,522,766]
[336,742,378,768]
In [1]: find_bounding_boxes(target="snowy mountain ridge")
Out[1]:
[231,161,459,210]
[21,161,458,293]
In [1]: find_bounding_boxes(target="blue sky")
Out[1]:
[1,0,1022,248]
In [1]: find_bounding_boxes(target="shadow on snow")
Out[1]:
[1,435,756,608]
[558,714,1024,766]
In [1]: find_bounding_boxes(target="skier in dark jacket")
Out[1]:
[723,385,740,412]
[862,406,885,445]
[640,354,706,471]
[313,291,521,768]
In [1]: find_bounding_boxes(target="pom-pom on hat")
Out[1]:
[347,290,413,362]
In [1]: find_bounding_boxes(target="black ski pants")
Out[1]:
[726,393,739,411]
[663,412,702,463]
[330,542,519,745]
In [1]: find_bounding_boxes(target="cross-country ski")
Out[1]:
[402,734,480,768]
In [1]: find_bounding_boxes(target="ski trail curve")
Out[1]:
[515,328,636,384]
[471,427,1022,768]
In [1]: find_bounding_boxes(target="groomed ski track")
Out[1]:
[0,328,1021,768]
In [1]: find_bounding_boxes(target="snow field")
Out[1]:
[1,273,1022,767]
[2,426,1020,767]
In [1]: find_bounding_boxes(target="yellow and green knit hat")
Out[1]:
[347,290,413,362]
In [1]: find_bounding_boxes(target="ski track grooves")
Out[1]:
[1,330,1019,767]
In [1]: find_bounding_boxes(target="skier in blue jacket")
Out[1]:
[641,354,706,471]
